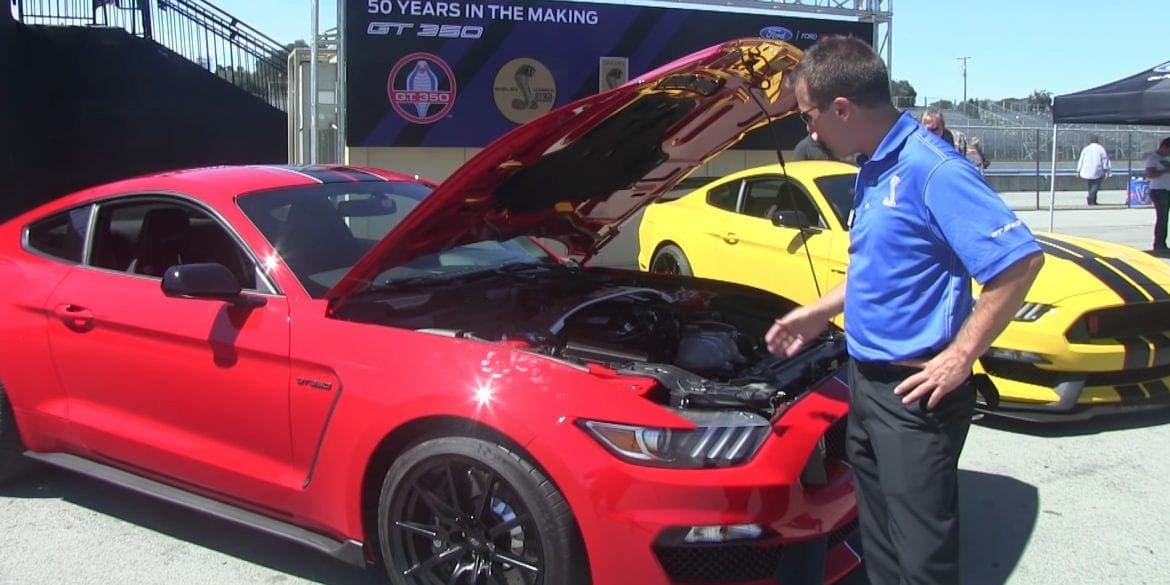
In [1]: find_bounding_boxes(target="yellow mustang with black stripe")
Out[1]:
[637,160,1170,421]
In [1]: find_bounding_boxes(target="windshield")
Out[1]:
[238,181,552,298]
[813,174,856,229]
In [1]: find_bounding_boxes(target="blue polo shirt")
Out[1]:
[845,112,1041,362]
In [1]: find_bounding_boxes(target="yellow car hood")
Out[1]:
[1027,232,1170,305]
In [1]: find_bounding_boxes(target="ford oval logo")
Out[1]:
[1153,61,1170,74]
[760,26,794,41]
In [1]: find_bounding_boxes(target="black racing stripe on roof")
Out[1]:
[1035,236,1148,303]
[1143,379,1170,398]
[1120,337,1152,370]
[320,167,387,182]
[1115,384,1146,402]
[297,167,357,183]
[290,166,386,183]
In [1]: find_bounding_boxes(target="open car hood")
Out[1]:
[327,38,802,301]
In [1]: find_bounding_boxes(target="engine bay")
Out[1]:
[331,264,846,417]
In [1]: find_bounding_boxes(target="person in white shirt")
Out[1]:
[1145,138,1170,251]
[1076,135,1111,205]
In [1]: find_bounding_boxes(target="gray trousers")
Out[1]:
[846,359,976,585]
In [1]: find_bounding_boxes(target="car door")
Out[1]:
[720,176,840,306]
[685,178,746,282]
[43,196,297,499]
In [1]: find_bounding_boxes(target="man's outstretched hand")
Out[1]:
[766,306,829,357]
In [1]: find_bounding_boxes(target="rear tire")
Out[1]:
[377,436,587,585]
[650,244,693,276]
[0,382,31,484]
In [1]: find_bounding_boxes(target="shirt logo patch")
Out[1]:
[990,219,1023,238]
[883,175,900,207]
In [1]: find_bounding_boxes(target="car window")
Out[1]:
[741,178,824,228]
[239,181,555,298]
[239,181,430,297]
[706,181,739,212]
[813,174,857,229]
[25,206,91,263]
[89,199,264,291]
[742,179,783,219]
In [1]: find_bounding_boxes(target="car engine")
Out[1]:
[331,265,846,417]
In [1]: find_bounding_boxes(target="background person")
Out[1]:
[1076,135,1111,205]
[1145,137,1170,251]
[966,135,990,176]
[792,131,835,161]
[772,36,1044,585]
[920,108,957,150]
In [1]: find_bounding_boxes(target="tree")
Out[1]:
[890,79,917,108]
[1027,89,1053,111]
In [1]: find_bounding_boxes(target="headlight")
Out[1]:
[983,347,1050,364]
[579,410,771,468]
[1014,302,1053,322]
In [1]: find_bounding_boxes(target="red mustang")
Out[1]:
[0,39,857,584]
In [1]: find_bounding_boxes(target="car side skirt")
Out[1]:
[23,451,366,566]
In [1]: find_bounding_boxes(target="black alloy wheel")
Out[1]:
[378,436,586,585]
[649,244,693,276]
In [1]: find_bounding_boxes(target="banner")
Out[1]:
[345,0,873,147]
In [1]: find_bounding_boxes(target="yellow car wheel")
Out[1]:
[650,244,693,276]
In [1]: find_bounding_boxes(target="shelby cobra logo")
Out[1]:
[493,58,556,124]
[386,52,457,124]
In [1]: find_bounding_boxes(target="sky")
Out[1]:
[221,0,1169,102]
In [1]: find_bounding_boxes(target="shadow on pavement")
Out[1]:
[0,467,382,585]
[977,406,1170,437]
[834,470,1037,585]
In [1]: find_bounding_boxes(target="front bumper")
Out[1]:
[976,355,1170,422]
[547,380,861,584]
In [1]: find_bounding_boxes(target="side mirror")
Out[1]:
[771,209,812,229]
[161,263,265,307]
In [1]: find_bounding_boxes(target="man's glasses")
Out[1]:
[798,105,821,125]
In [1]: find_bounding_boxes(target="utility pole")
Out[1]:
[957,56,971,115]
[309,0,319,165]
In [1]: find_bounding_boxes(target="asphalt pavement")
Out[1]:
[3,189,1169,585]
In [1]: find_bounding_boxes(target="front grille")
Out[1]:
[654,541,784,583]
[827,517,860,549]
[1067,303,1170,342]
[823,418,847,464]
[653,517,858,584]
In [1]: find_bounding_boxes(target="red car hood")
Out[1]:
[327,38,802,301]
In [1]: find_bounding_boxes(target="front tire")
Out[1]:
[0,382,31,484]
[377,436,586,585]
[650,244,693,276]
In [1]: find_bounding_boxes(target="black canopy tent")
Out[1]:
[1044,61,1170,229]
[1052,61,1170,125]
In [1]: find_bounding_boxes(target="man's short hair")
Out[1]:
[792,36,891,109]
[1161,137,1170,150]
[1090,135,1100,144]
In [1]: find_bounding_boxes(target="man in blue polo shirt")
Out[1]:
[766,38,1044,585]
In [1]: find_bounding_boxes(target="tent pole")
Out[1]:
[1049,124,1058,232]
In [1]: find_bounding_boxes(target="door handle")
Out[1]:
[722,232,739,244]
[830,268,847,275]
[54,304,95,330]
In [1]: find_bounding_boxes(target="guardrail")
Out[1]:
[12,0,288,109]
